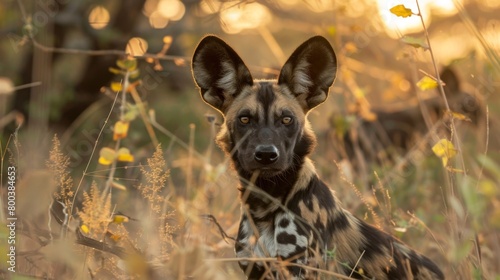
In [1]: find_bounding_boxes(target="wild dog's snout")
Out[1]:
[254,145,279,165]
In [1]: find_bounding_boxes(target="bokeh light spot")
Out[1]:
[149,11,169,28]
[126,37,149,56]
[88,6,110,30]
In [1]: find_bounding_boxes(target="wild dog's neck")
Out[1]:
[236,156,317,208]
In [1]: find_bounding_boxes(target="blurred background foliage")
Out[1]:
[0,0,500,279]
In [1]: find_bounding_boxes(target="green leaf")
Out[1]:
[401,36,429,50]
[477,154,500,179]
[123,58,137,71]
[123,106,139,122]
[459,176,486,230]
[448,240,472,263]
[448,196,464,219]
[390,4,414,18]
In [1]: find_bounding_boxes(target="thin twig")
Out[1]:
[407,211,445,256]
[415,0,467,174]
[206,257,354,279]
[349,250,365,278]
[103,72,130,200]
[70,91,120,229]
[129,87,159,147]
[200,214,236,243]
[32,38,190,61]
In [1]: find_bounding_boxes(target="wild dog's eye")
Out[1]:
[239,116,250,124]
[282,116,293,125]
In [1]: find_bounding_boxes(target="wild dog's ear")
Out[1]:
[440,66,481,120]
[440,67,460,96]
[278,36,337,111]
[192,35,253,113]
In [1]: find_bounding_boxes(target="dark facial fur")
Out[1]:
[192,35,444,280]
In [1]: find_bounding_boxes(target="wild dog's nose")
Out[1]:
[254,145,279,165]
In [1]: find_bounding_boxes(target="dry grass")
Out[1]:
[1,1,500,279]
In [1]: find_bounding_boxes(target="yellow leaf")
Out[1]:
[117,147,134,162]
[327,26,336,36]
[432,139,457,167]
[81,224,90,234]
[113,121,130,140]
[479,180,497,197]
[111,82,123,92]
[112,214,130,224]
[99,147,116,165]
[390,5,414,18]
[446,166,465,173]
[447,110,472,122]
[117,153,134,162]
[98,157,113,165]
[416,76,439,91]
[441,157,449,167]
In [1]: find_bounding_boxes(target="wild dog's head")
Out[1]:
[440,67,483,124]
[192,35,337,177]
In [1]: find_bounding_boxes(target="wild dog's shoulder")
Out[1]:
[330,213,445,279]
[284,160,444,279]
[284,159,344,244]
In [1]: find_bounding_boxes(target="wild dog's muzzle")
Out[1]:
[254,145,279,165]
[254,128,279,165]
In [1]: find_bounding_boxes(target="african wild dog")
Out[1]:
[192,35,445,279]
[339,67,483,167]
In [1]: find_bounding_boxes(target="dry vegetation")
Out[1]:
[1,0,500,279]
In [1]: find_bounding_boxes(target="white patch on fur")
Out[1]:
[216,61,237,94]
[254,223,277,258]
[275,212,309,258]
[236,214,253,266]
[292,59,313,95]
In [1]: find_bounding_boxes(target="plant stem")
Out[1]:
[102,70,130,200]
[129,87,159,147]
[414,0,466,173]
